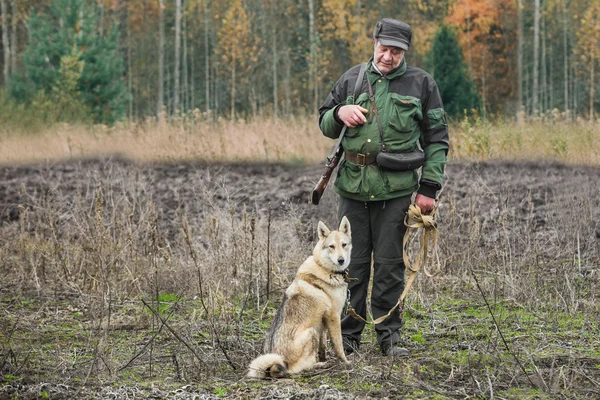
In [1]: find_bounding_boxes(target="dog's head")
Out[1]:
[315,216,352,272]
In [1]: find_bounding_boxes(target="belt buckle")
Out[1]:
[356,153,366,166]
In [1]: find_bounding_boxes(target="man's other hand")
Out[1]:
[415,194,435,214]
[338,105,368,128]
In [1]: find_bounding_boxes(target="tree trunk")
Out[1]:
[214,64,219,117]
[272,24,278,119]
[99,0,104,36]
[183,9,188,113]
[549,42,554,110]
[562,0,569,111]
[2,0,10,82]
[466,0,472,76]
[284,47,291,114]
[590,54,595,120]
[127,3,133,121]
[308,0,317,111]
[481,51,486,120]
[174,0,181,113]
[167,60,171,112]
[517,0,523,113]
[10,0,16,75]
[541,12,547,114]
[231,64,235,120]
[532,0,540,115]
[158,0,165,119]
[572,66,577,118]
[204,0,209,112]
[190,5,195,113]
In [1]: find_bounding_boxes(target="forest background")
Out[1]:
[0,0,599,130]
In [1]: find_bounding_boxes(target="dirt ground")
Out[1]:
[1,158,599,399]
[2,157,600,230]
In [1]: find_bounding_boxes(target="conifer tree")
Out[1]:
[12,0,127,124]
[425,24,481,116]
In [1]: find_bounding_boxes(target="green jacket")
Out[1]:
[319,58,449,202]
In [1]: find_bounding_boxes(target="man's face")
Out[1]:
[373,39,405,74]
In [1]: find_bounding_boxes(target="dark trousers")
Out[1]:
[338,195,411,346]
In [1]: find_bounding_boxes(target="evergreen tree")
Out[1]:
[11,0,127,123]
[424,24,481,117]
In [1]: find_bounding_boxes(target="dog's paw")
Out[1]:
[314,361,329,370]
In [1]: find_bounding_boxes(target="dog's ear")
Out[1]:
[317,221,330,240]
[338,216,351,236]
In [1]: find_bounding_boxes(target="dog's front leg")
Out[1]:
[325,313,349,363]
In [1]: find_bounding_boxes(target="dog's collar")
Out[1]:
[332,268,358,283]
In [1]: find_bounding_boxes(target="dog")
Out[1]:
[247,216,352,378]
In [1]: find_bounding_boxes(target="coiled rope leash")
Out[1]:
[347,203,440,324]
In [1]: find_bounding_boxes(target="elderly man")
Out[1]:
[318,18,449,357]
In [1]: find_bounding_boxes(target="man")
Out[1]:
[318,18,449,357]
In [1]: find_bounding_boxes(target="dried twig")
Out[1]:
[141,299,206,367]
[470,268,536,388]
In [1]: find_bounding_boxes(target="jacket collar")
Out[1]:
[367,56,407,83]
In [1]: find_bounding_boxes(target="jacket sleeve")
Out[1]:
[418,76,449,199]
[318,71,352,139]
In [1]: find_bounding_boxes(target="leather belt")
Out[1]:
[344,152,377,166]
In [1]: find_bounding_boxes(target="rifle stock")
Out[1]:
[311,145,343,205]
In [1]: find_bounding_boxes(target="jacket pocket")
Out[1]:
[383,169,417,193]
[426,108,447,129]
[388,94,422,134]
[335,160,362,194]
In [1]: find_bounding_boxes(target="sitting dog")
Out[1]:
[247,217,352,378]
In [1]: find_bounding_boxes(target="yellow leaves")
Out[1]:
[576,0,600,59]
[320,0,371,65]
[216,0,259,76]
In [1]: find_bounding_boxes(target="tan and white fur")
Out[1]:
[247,217,352,378]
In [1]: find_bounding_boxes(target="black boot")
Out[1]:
[381,343,410,357]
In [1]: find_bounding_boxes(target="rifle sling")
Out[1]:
[333,62,368,154]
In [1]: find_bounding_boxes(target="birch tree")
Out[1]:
[517,0,523,113]
[532,0,540,115]
[158,0,164,119]
[10,0,16,74]
[308,0,317,111]
[563,0,569,111]
[174,0,181,112]
[1,0,9,82]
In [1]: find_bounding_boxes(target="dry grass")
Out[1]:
[450,114,600,165]
[0,113,330,165]
[1,113,599,166]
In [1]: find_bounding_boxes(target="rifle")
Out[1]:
[311,128,346,205]
[311,62,367,206]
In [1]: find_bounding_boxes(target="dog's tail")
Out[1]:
[247,353,287,378]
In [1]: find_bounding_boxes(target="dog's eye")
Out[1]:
[342,243,347,248]
[329,245,335,249]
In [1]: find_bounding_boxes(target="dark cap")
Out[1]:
[373,18,412,51]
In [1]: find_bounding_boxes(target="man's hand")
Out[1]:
[338,105,368,128]
[415,194,435,214]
